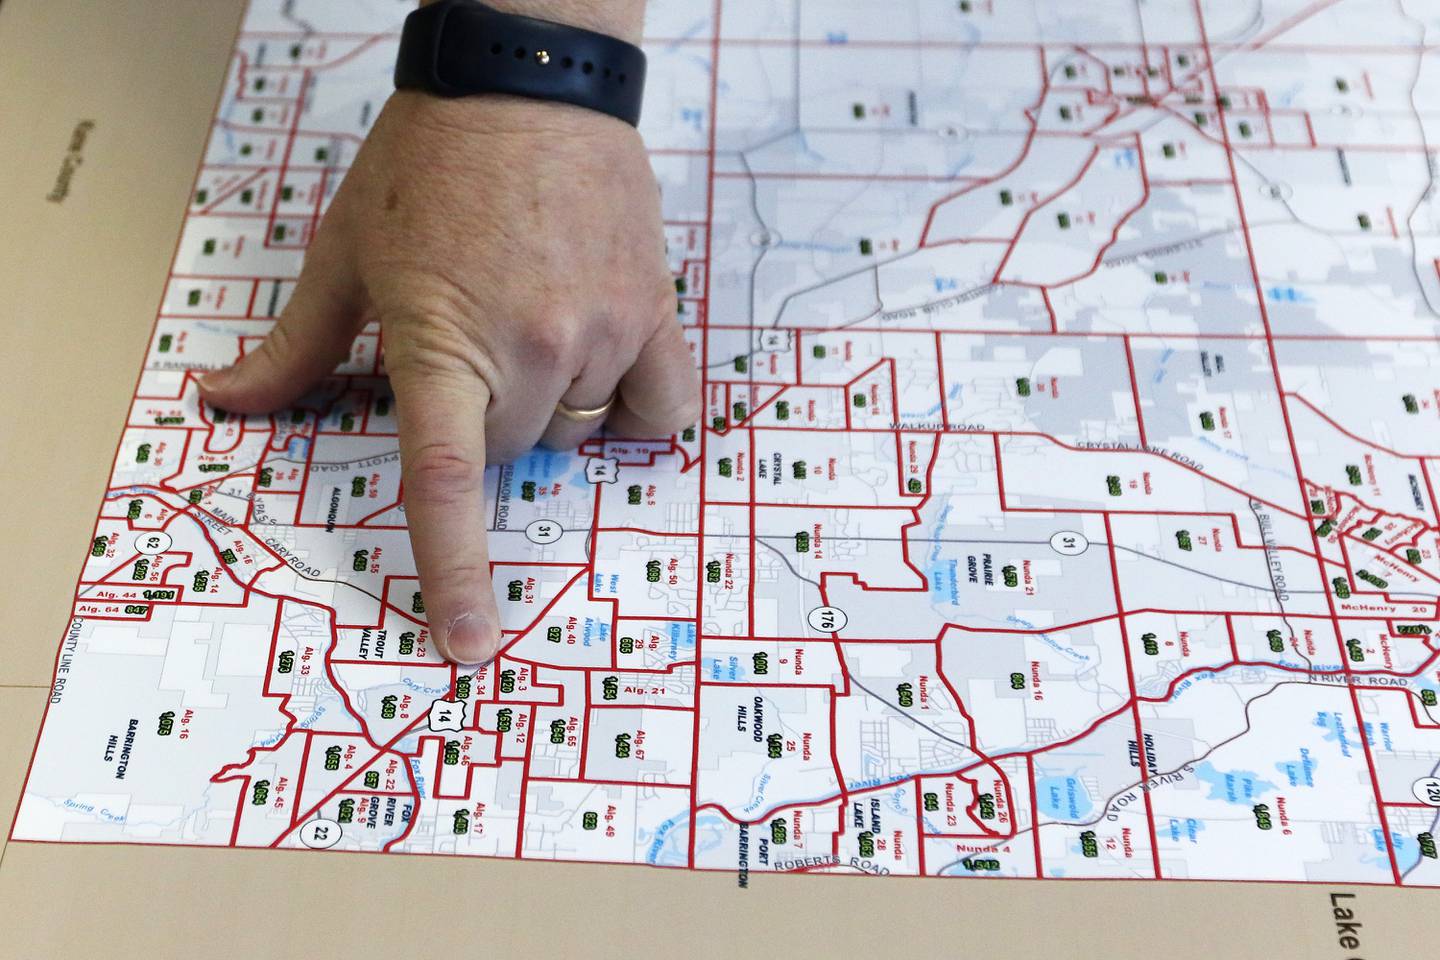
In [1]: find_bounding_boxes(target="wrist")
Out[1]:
[421,0,645,45]
[399,1,649,126]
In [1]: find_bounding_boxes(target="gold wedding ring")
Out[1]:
[554,393,616,423]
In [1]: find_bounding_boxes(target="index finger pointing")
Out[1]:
[389,359,502,665]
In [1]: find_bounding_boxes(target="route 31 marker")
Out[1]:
[1050,531,1088,556]
[134,531,173,555]
[525,519,563,545]
[299,818,342,849]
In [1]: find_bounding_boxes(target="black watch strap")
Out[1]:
[394,0,647,127]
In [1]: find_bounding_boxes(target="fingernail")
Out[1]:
[438,613,498,665]
[198,366,235,392]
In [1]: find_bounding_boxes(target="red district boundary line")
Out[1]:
[10,0,1440,889]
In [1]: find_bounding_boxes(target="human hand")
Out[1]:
[199,91,700,664]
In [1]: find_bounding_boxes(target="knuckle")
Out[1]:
[376,278,487,359]
[257,322,296,365]
[526,314,576,366]
[381,303,469,361]
[391,337,480,382]
[384,323,495,395]
[385,287,474,333]
[405,441,485,502]
[598,311,638,354]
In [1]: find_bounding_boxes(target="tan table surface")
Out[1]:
[0,1,1428,956]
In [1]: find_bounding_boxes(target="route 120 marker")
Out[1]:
[1413,777,1440,806]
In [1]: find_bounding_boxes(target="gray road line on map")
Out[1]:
[754,0,1416,339]
[759,528,1280,726]
[756,41,1133,332]
[849,677,981,759]
[1402,756,1440,880]
[936,678,1293,876]
[176,461,1440,606]
[1101,219,1291,267]
[88,488,398,606]
[1395,1,1440,319]
[186,510,398,607]
[1247,499,1314,669]
[278,2,317,37]
[282,568,389,606]
[268,451,400,468]
[944,664,1440,876]
[703,147,783,375]
[1130,0,1151,57]
[1167,0,1440,298]
[766,248,964,330]
[708,0,812,370]
[709,81,895,368]
[541,515,1435,603]
[755,537,823,592]
[748,532,1437,600]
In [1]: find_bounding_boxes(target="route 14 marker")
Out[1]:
[427,698,467,732]
[757,329,791,352]
[585,457,619,484]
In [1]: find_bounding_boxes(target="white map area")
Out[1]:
[12,0,1440,886]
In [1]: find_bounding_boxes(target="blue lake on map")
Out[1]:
[1035,775,1092,819]
[1274,748,1319,788]
[1194,762,1276,804]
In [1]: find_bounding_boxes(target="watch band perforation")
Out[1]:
[394,0,647,127]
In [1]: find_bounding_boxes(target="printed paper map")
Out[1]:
[12,0,1440,887]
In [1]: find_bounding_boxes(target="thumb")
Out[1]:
[199,230,362,413]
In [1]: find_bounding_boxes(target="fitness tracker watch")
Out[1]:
[394,0,648,127]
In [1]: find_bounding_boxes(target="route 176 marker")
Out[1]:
[808,605,848,634]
